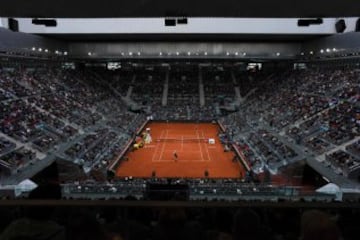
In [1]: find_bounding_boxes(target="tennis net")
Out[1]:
[156,137,208,143]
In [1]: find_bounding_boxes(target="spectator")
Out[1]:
[300,210,341,240]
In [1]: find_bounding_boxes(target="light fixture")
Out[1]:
[276,52,280,56]
[38,48,42,52]
[326,48,330,52]
[235,52,238,55]
[243,52,247,56]
[226,52,230,56]
[310,51,314,55]
[64,51,68,55]
[204,52,207,55]
[300,52,304,55]
[55,50,59,54]
[176,52,179,55]
[333,48,336,51]
[129,52,133,56]
[44,49,48,53]
[137,52,141,56]
[32,47,36,51]
[88,52,92,56]
[320,49,324,53]
[159,52,162,56]
[187,52,191,55]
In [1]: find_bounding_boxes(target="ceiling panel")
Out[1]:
[0,0,359,18]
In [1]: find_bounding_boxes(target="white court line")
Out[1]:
[158,129,168,161]
[152,130,164,162]
[156,159,205,162]
[202,130,212,162]
[145,145,156,148]
[181,135,184,151]
[196,129,205,161]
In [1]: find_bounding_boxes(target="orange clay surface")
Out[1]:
[116,122,245,178]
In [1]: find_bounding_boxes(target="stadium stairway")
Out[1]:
[239,88,257,104]
[231,70,246,108]
[232,70,242,102]
[126,86,133,99]
[162,70,169,106]
[125,74,136,99]
[199,66,205,107]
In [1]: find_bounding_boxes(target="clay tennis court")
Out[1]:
[116,122,245,178]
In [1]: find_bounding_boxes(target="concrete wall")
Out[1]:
[302,32,360,54]
[0,27,67,52]
[69,42,301,58]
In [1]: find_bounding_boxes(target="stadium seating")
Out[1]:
[0,60,359,187]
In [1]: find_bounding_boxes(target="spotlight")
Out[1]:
[187,52,191,55]
[204,52,207,55]
[276,52,280,56]
[226,52,230,56]
[235,52,238,55]
[309,51,314,55]
[333,48,336,51]
[32,47,36,51]
[38,48,42,52]
[326,48,330,52]
[44,49,48,53]
[159,52,162,56]
[88,52,92,56]
[64,51,68,55]
[137,52,141,56]
[320,49,324,53]
[243,52,247,56]
[129,52,133,56]
[176,52,179,55]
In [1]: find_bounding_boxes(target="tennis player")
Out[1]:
[173,150,178,161]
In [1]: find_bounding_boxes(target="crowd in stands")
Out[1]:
[202,65,235,106]
[65,129,109,163]
[0,137,16,155]
[0,148,37,175]
[326,150,360,177]
[220,66,359,179]
[0,61,143,179]
[168,65,199,106]
[131,67,166,106]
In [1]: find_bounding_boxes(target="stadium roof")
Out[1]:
[0,0,360,18]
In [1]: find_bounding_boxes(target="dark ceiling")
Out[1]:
[1,0,360,18]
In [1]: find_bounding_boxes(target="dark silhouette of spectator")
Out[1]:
[232,208,273,240]
[0,207,65,240]
[152,208,188,240]
[300,210,341,240]
[0,208,14,234]
[65,210,107,240]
